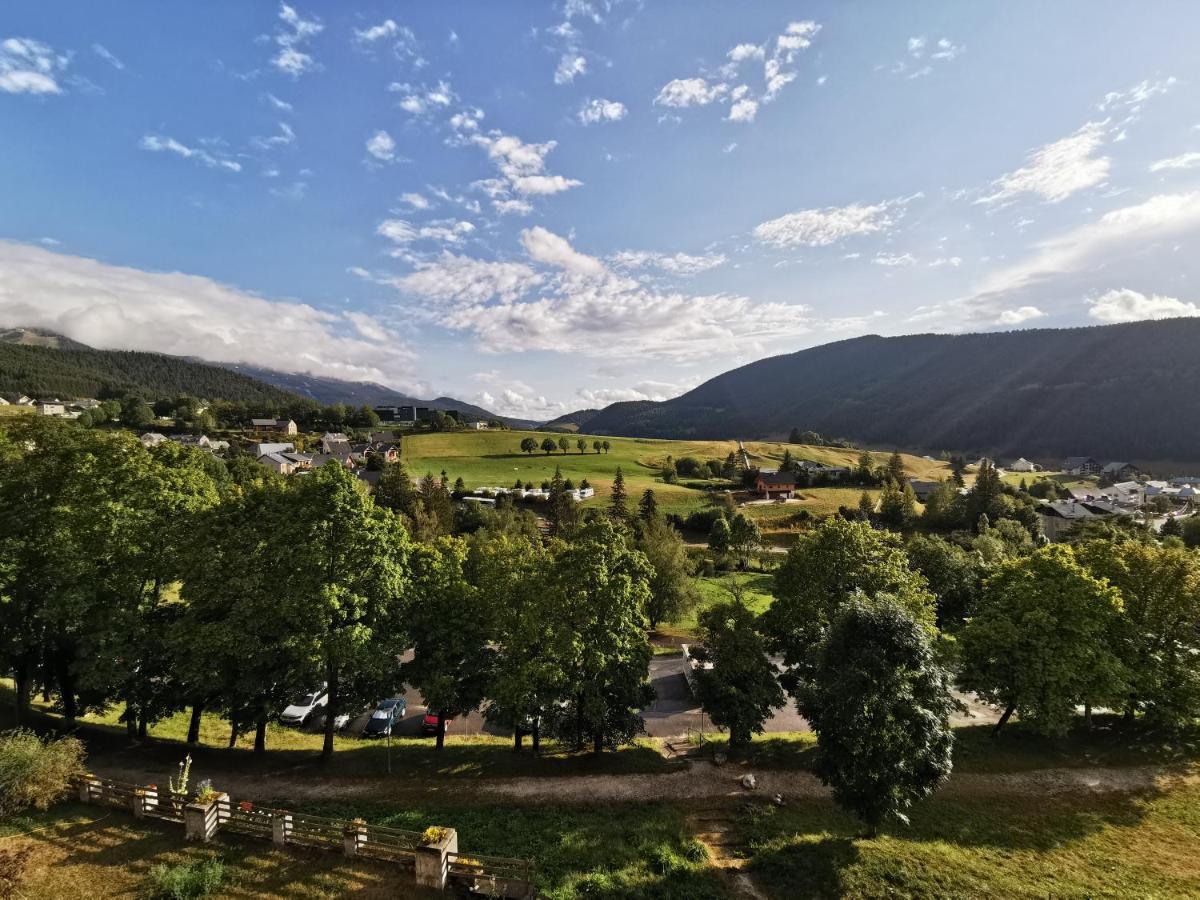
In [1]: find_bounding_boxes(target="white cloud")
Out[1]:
[263,92,293,112]
[366,130,396,161]
[0,240,418,388]
[554,54,587,84]
[390,79,455,115]
[996,306,1044,325]
[467,131,581,198]
[728,43,764,63]
[272,4,323,78]
[140,135,242,172]
[776,21,820,57]
[928,256,963,268]
[493,198,533,215]
[1087,288,1200,323]
[872,252,916,267]
[400,192,430,210]
[577,380,688,405]
[377,218,475,247]
[1098,77,1176,114]
[727,98,759,123]
[608,250,727,276]
[578,97,626,125]
[907,36,926,56]
[931,38,963,61]
[252,121,296,150]
[0,37,69,95]
[92,43,125,71]
[355,19,399,43]
[387,253,544,305]
[979,121,1109,204]
[754,201,894,248]
[654,77,727,108]
[521,226,606,277]
[1149,151,1200,173]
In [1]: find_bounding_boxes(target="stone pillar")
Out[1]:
[343,819,367,857]
[77,777,95,803]
[414,827,458,892]
[272,811,290,846]
[184,794,226,843]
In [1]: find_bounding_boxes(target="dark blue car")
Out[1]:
[362,698,405,737]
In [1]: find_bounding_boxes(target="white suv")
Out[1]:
[279,684,328,726]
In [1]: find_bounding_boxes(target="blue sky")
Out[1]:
[2,2,1200,418]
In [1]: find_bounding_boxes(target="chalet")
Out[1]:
[16,396,34,406]
[36,402,66,417]
[320,432,354,461]
[140,432,168,448]
[258,451,312,475]
[755,470,798,499]
[250,418,298,435]
[1062,456,1100,476]
[171,434,211,449]
[1101,461,1138,480]
[1039,499,1130,541]
[1009,457,1039,473]
[794,460,849,480]
[0,397,8,406]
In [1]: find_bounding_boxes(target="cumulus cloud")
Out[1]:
[0,36,69,94]
[578,97,626,125]
[377,218,475,247]
[554,54,587,84]
[521,226,606,277]
[0,240,418,388]
[271,4,323,78]
[1149,151,1200,173]
[140,135,242,172]
[754,201,894,248]
[1087,288,1200,323]
[577,380,689,405]
[386,253,544,305]
[996,306,1044,325]
[390,79,454,115]
[466,130,581,198]
[727,98,759,123]
[366,130,396,161]
[655,77,727,108]
[400,192,430,210]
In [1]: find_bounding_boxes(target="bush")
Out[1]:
[147,858,225,900]
[0,729,86,818]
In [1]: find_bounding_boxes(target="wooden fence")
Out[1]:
[74,774,534,897]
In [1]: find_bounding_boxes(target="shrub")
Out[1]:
[0,846,33,900]
[0,729,86,818]
[147,858,225,900]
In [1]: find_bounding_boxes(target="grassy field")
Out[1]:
[669,573,776,635]
[736,782,1200,898]
[400,430,951,526]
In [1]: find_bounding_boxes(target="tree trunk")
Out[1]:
[126,715,137,739]
[991,702,1016,738]
[1083,702,1093,732]
[137,717,148,740]
[513,728,524,752]
[254,715,267,754]
[593,730,603,756]
[54,648,77,723]
[186,703,204,744]
[532,720,541,753]
[228,716,240,749]
[321,668,338,762]
[13,657,31,724]
[436,711,446,750]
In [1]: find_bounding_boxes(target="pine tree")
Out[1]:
[858,490,876,520]
[638,488,659,522]
[609,467,628,521]
[886,450,906,485]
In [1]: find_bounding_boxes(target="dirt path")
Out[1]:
[87,755,1197,807]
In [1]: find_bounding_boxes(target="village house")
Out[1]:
[908,479,943,503]
[258,451,312,475]
[1009,457,1039,472]
[140,432,168,448]
[250,441,295,458]
[1062,456,1101,476]
[35,402,66,417]
[755,470,798,499]
[1039,499,1130,541]
[1100,461,1139,481]
[250,417,298,435]
[171,434,211,449]
[794,460,849,481]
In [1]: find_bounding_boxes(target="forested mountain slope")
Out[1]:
[580,319,1200,461]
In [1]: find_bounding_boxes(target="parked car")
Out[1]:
[420,711,453,735]
[279,684,328,727]
[363,698,406,737]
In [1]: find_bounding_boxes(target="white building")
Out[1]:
[1010,457,1039,473]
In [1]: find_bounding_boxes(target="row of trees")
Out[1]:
[0,420,683,760]
[520,436,611,455]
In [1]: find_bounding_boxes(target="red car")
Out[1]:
[420,712,454,735]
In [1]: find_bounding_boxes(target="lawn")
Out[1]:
[0,803,415,898]
[735,781,1200,898]
[663,572,776,637]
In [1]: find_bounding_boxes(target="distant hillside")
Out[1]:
[0,339,297,404]
[0,327,90,351]
[541,408,602,432]
[226,363,540,428]
[580,319,1200,463]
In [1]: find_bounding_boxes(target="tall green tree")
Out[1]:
[959,545,1127,736]
[272,464,411,760]
[373,462,419,519]
[546,466,578,538]
[727,512,762,568]
[762,517,935,689]
[609,467,628,521]
[637,517,698,630]
[540,437,557,455]
[692,601,785,747]
[520,437,537,455]
[905,534,984,630]
[404,537,497,749]
[805,596,954,835]
[546,519,653,754]
[1076,539,1200,726]
[885,450,906,485]
[558,436,570,454]
[638,488,659,522]
[576,438,587,454]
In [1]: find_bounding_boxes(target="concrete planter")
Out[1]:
[184,793,226,842]
[415,827,458,891]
